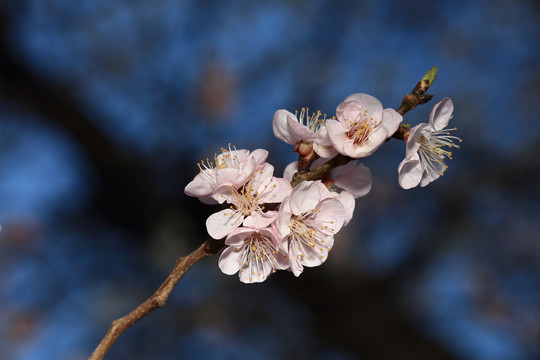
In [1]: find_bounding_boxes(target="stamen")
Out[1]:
[294,107,328,133]
[418,127,461,176]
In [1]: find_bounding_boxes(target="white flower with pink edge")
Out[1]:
[273,108,337,158]
[218,227,289,284]
[185,146,268,204]
[276,181,346,277]
[398,98,461,189]
[283,160,371,225]
[326,93,402,158]
[206,163,292,239]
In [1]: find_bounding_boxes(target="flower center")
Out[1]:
[418,127,462,176]
[346,110,380,145]
[232,185,260,216]
[238,233,283,281]
[295,107,331,133]
[229,169,275,216]
[288,210,332,260]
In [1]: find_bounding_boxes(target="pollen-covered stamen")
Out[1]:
[196,143,247,174]
[295,107,331,133]
[288,210,332,258]
[346,109,381,145]
[238,233,283,280]
[418,127,462,175]
[228,169,273,216]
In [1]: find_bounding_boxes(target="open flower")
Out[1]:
[218,227,289,284]
[283,160,369,225]
[276,181,346,276]
[326,93,402,158]
[398,98,461,189]
[206,163,292,239]
[185,146,268,204]
[273,108,337,158]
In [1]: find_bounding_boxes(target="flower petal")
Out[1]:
[398,154,423,189]
[206,209,244,239]
[315,198,346,236]
[405,123,428,158]
[218,245,244,275]
[334,191,355,226]
[313,126,338,158]
[250,149,269,166]
[259,177,292,204]
[338,94,383,120]
[290,181,322,215]
[184,172,214,197]
[382,108,403,136]
[273,110,301,144]
[283,161,298,182]
[243,210,278,229]
[326,120,349,155]
[430,97,454,131]
[333,162,372,198]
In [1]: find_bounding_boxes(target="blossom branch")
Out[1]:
[290,153,351,187]
[89,238,225,360]
[392,66,438,141]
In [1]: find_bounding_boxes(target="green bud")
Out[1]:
[420,66,438,92]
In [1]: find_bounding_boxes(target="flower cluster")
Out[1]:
[185,89,460,283]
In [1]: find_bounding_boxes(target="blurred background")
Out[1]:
[1,0,539,359]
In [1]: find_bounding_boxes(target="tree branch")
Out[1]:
[89,238,225,360]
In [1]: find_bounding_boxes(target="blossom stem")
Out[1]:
[396,66,437,116]
[290,154,351,187]
[89,238,225,360]
[392,66,438,141]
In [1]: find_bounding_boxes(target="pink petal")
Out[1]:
[430,98,454,131]
[298,241,329,267]
[206,209,244,239]
[338,93,383,123]
[336,100,363,125]
[382,108,403,136]
[287,245,305,277]
[259,177,292,204]
[333,162,372,198]
[273,110,301,144]
[184,172,214,197]
[290,181,322,215]
[218,245,243,275]
[419,161,446,187]
[326,120,349,155]
[405,123,428,158]
[211,184,234,204]
[289,118,317,141]
[283,161,298,182]
[250,149,269,166]
[276,197,293,238]
[398,154,423,189]
[313,126,338,158]
[315,198,346,236]
[243,210,277,229]
[225,227,256,245]
[334,191,355,226]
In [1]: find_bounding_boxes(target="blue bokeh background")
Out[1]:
[1,0,540,359]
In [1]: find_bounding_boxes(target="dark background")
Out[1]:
[1,0,539,359]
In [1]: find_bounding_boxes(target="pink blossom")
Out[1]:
[273,108,337,158]
[283,160,369,225]
[218,227,289,283]
[185,146,268,204]
[276,181,346,276]
[398,98,461,189]
[206,163,292,239]
[326,93,402,158]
